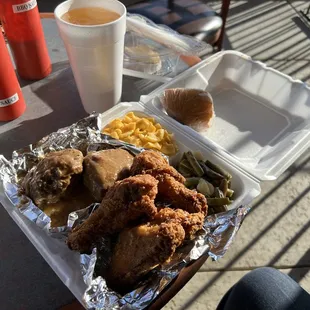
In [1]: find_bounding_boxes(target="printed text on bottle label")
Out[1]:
[0,93,19,107]
[12,0,37,13]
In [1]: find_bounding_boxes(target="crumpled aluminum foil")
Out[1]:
[0,113,249,309]
[79,205,248,309]
[0,114,146,237]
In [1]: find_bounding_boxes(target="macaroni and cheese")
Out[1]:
[102,112,178,156]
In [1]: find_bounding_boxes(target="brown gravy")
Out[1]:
[43,184,94,227]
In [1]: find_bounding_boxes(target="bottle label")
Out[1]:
[12,0,37,13]
[0,93,19,107]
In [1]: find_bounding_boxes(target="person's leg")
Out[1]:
[217,267,310,310]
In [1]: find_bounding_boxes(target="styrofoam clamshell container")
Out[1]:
[3,50,308,307]
[0,99,261,308]
[142,50,310,182]
[97,102,261,211]
[0,184,87,304]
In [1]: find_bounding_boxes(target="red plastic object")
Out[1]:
[0,32,26,121]
[0,0,52,80]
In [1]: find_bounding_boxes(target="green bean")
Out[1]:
[199,161,224,181]
[178,152,235,207]
[205,160,232,180]
[178,166,192,178]
[179,159,192,171]
[227,179,232,189]
[185,177,200,188]
[207,197,231,206]
[226,188,234,198]
[219,179,228,197]
[178,164,193,178]
[178,154,188,169]
[214,187,224,198]
[185,151,204,177]
[180,152,186,162]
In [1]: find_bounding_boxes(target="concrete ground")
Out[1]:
[165,1,310,309]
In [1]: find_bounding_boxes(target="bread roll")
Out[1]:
[162,88,215,132]
[124,45,162,74]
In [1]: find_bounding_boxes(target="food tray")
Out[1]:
[144,50,310,181]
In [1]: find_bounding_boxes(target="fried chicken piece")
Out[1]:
[156,174,208,215]
[130,150,185,183]
[83,149,134,202]
[67,175,158,253]
[21,149,83,207]
[153,208,205,240]
[106,221,185,294]
[130,150,207,214]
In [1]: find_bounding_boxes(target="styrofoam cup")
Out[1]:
[55,0,126,113]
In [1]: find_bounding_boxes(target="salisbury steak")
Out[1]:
[83,149,134,202]
[21,149,84,207]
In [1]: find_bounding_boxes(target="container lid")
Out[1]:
[140,51,310,181]
[124,32,176,76]
[124,14,209,76]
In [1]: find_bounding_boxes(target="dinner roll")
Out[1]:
[162,88,215,132]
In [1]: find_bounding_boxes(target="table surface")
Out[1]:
[0,18,200,310]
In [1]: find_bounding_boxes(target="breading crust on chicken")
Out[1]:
[67,174,158,253]
[106,221,185,293]
[156,174,208,215]
[66,149,208,293]
[130,150,185,183]
[153,208,205,240]
[106,207,205,293]
[130,150,207,215]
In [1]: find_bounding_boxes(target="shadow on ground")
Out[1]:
[171,1,310,309]
[179,151,310,310]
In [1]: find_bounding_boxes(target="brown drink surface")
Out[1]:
[61,7,120,25]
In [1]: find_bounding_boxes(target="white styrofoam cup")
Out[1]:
[55,0,126,113]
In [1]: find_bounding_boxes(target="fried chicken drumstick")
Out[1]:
[156,174,208,214]
[130,150,208,215]
[67,175,158,253]
[106,221,185,294]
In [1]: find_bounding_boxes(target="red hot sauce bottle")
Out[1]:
[1,0,52,80]
[0,32,26,121]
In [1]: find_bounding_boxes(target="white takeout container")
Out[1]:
[2,50,310,307]
[0,99,261,306]
[0,184,87,303]
[97,102,261,211]
[144,50,310,182]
